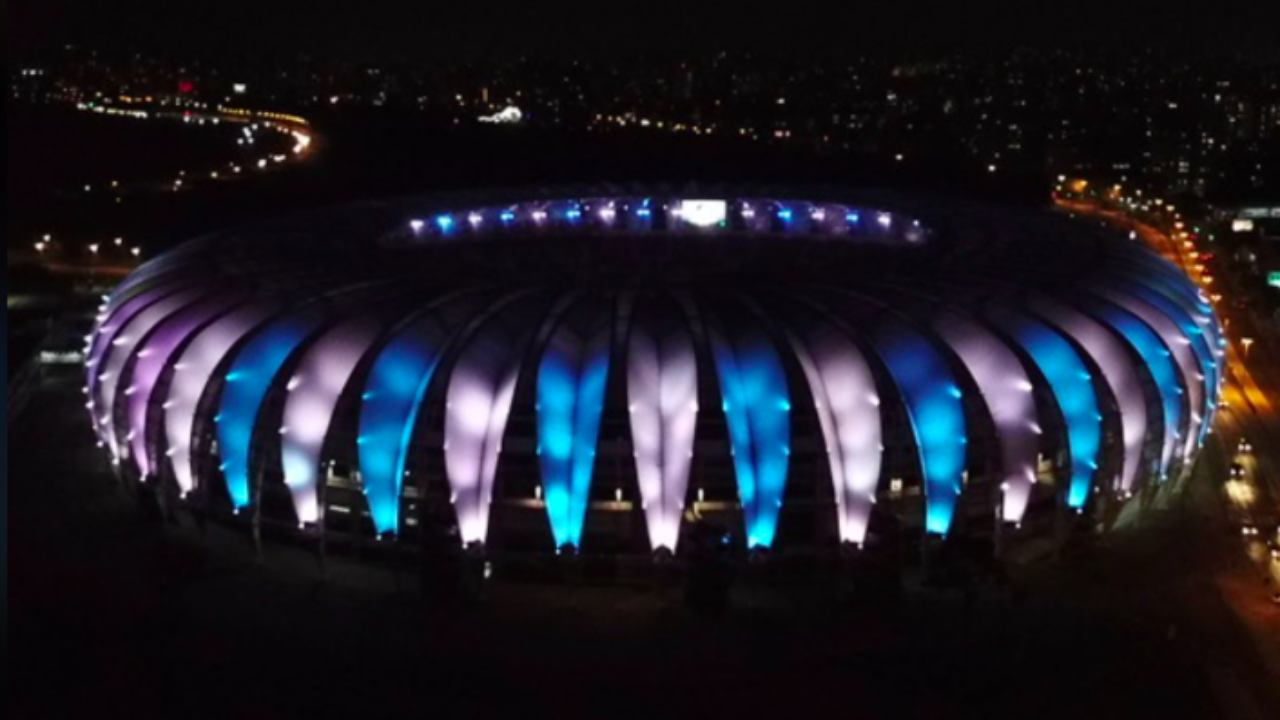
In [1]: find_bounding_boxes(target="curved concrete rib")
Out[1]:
[627,304,698,553]
[934,311,1039,523]
[281,318,383,526]
[164,302,281,496]
[93,288,207,462]
[988,308,1101,510]
[1082,298,1186,481]
[870,322,968,537]
[536,305,613,550]
[444,312,540,547]
[708,319,791,550]
[217,310,327,510]
[1030,297,1150,497]
[786,320,884,545]
[123,293,246,479]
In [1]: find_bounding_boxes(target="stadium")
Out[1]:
[84,187,1226,560]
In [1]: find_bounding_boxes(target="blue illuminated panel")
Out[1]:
[358,316,452,536]
[994,312,1101,509]
[1085,300,1186,481]
[711,327,791,550]
[217,312,325,509]
[537,327,612,550]
[872,324,967,536]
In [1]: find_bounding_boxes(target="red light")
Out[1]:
[178,80,195,94]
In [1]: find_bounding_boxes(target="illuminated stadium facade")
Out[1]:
[85,188,1226,557]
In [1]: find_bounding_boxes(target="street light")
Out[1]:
[1241,338,1255,361]
[88,244,100,255]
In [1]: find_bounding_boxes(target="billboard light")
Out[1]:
[678,200,728,228]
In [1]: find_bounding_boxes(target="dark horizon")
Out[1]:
[10,0,1280,64]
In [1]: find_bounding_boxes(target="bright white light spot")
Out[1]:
[677,200,728,228]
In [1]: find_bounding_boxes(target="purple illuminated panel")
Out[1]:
[444,319,534,547]
[627,313,698,553]
[281,319,382,525]
[124,294,245,479]
[1093,288,1201,464]
[933,312,1040,523]
[786,322,883,546]
[86,286,178,408]
[163,303,280,495]
[92,288,206,461]
[1030,298,1149,496]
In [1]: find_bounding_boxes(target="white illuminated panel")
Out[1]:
[1031,298,1149,496]
[676,200,728,228]
[281,319,382,526]
[1231,219,1255,233]
[444,320,531,547]
[786,322,883,546]
[628,315,698,553]
[163,303,279,496]
[934,312,1040,523]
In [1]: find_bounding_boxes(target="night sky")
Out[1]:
[10,0,1280,61]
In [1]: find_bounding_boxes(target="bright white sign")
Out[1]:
[677,200,728,228]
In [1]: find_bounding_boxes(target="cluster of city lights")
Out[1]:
[592,113,724,138]
[30,99,317,273]
[73,97,315,200]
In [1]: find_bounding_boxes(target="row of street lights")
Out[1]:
[33,235,143,261]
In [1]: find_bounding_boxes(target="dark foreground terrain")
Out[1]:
[9,375,1278,720]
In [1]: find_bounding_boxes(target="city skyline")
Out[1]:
[12,44,1278,208]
